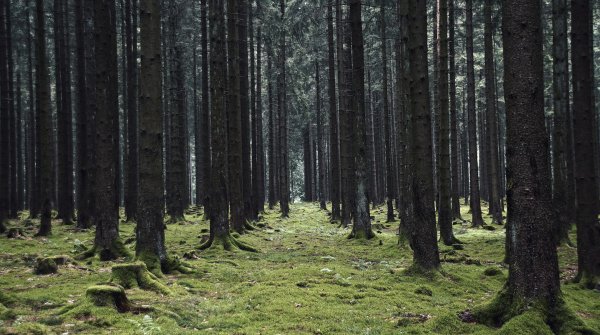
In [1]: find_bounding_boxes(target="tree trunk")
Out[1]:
[380,1,395,223]
[0,0,9,232]
[406,0,440,270]
[26,0,37,218]
[475,0,562,325]
[327,0,340,221]
[484,0,502,225]
[465,0,484,227]
[437,0,456,246]
[5,0,16,219]
[267,42,277,209]
[572,0,600,289]
[137,0,167,271]
[278,0,290,218]
[316,61,326,210]
[303,125,313,201]
[125,0,139,222]
[449,0,461,220]
[255,2,265,214]
[34,0,53,237]
[239,0,252,222]
[92,0,122,259]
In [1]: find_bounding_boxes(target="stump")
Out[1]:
[86,285,130,313]
[34,258,58,275]
[110,262,170,295]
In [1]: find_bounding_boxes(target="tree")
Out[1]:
[0,0,8,233]
[253,0,265,215]
[380,0,394,223]
[196,0,210,214]
[5,0,16,219]
[239,0,253,221]
[227,0,245,233]
[201,0,254,251]
[125,0,139,222]
[316,61,326,210]
[34,0,53,237]
[465,0,484,228]
[448,0,461,220]
[571,0,600,289]
[474,1,577,329]
[327,0,341,221]
[437,0,457,245]
[406,0,440,270]
[89,0,124,258]
[278,0,290,218]
[54,0,74,225]
[484,0,502,225]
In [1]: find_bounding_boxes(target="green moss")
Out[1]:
[85,285,131,312]
[111,262,171,295]
[496,310,555,335]
[483,267,503,276]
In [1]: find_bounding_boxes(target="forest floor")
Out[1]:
[0,202,598,335]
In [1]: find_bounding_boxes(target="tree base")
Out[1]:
[572,272,600,290]
[33,257,58,275]
[198,233,258,252]
[110,262,171,295]
[85,285,131,313]
[347,228,375,240]
[472,288,596,334]
[76,239,131,261]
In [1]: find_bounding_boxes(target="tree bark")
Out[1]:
[465,0,484,227]
[0,0,9,232]
[449,0,461,220]
[406,0,440,270]
[125,0,139,222]
[278,0,290,217]
[327,1,340,221]
[572,0,600,289]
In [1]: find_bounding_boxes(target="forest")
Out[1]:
[0,0,599,334]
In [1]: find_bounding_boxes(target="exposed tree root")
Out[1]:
[572,272,600,291]
[198,233,258,252]
[472,288,596,334]
[110,262,171,295]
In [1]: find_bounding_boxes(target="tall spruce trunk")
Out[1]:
[380,1,395,222]
[278,0,290,217]
[34,0,53,237]
[465,0,484,227]
[125,0,139,222]
[316,61,326,210]
[255,4,265,214]
[406,0,440,269]
[449,0,461,220]
[137,0,167,271]
[571,0,600,289]
[5,0,16,218]
[26,0,37,218]
[327,1,341,221]
[0,0,9,232]
[92,0,123,259]
[239,0,252,221]
[484,0,502,225]
[475,0,562,325]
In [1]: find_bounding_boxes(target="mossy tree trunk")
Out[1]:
[465,0,484,228]
[34,0,53,237]
[137,0,167,271]
[492,0,560,319]
[571,0,600,289]
[406,0,440,270]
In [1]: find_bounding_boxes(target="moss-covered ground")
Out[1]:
[0,201,598,334]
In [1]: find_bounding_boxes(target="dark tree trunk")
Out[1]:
[406,0,440,270]
[165,3,188,222]
[34,0,53,237]
[255,1,265,214]
[54,0,74,225]
[227,0,245,233]
[26,0,37,218]
[197,0,210,214]
[572,0,600,289]
[239,0,252,221]
[366,70,377,209]
[92,0,123,259]
[125,0,139,222]
[250,0,259,218]
[316,61,326,210]
[437,0,456,245]
[484,0,502,225]
[449,0,461,220]
[137,0,167,272]
[83,0,97,228]
[476,0,562,325]
[0,0,9,232]
[267,42,276,209]
[327,0,340,221]
[380,1,395,223]
[278,0,289,217]
[348,0,373,240]
[6,0,16,219]
[303,125,313,201]
[465,0,484,227]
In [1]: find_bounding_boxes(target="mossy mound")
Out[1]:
[33,258,58,275]
[414,286,433,296]
[483,267,503,277]
[110,262,171,295]
[86,285,131,313]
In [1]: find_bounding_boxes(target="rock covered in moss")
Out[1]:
[33,257,58,275]
[110,262,171,294]
[86,285,131,313]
